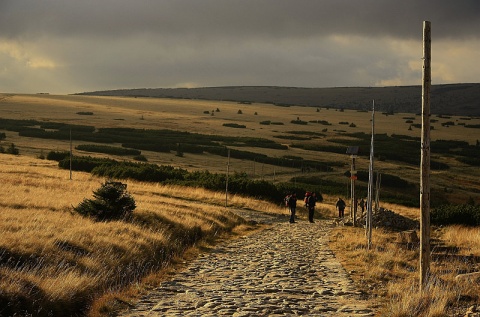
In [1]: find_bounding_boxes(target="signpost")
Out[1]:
[346,146,359,225]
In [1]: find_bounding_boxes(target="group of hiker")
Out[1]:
[286,192,318,223]
[285,192,368,223]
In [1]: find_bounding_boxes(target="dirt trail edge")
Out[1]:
[118,209,376,317]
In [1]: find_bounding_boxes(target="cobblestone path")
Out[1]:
[119,210,375,316]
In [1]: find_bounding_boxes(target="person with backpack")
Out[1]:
[359,198,365,214]
[287,193,297,223]
[336,197,346,218]
[307,192,317,223]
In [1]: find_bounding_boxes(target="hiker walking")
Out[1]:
[359,198,365,214]
[287,193,297,223]
[336,197,346,218]
[307,192,317,223]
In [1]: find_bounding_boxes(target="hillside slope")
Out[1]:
[77,84,480,116]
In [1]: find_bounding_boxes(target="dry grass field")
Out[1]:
[0,154,284,316]
[329,218,480,316]
[0,93,479,316]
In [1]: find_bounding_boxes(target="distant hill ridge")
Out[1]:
[77,84,480,116]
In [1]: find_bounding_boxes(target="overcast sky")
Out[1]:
[1,0,479,94]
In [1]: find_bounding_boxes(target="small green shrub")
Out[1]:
[5,143,19,155]
[133,155,148,162]
[223,123,246,129]
[47,151,70,161]
[290,119,308,125]
[74,181,136,221]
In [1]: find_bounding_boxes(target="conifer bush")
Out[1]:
[431,204,480,226]
[74,180,136,221]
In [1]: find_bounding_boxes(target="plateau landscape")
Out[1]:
[1,0,480,316]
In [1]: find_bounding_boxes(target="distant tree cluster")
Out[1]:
[223,123,246,129]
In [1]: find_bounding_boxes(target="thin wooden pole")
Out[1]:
[420,20,431,290]
[366,101,375,250]
[351,155,357,224]
[375,172,381,212]
[69,128,72,180]
[225,149,230,208]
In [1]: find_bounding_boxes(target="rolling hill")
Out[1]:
[77,83,480,117]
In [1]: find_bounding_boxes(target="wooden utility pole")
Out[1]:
[420,20,431,290]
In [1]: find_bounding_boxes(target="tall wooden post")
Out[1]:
[420,20,431,290]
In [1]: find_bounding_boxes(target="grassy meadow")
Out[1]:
[1,93,479,204]
[0,93,479,316]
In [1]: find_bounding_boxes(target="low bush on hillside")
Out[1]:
[290,119,308,125]
[76,144,141,156]
[1,143,19,155]
[431,204,480,226]
[291,143,346,155]
[457,157,480,166]
[133,154,148,162]
[74,181,136,221]
[223,123,246,129]
[273,135,311,141]
[348,171,415,188]
[55,156,333,203]
[309,120,331,125]
[286,130,326,137]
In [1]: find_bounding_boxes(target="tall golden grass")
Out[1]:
[329,205,480,317]
[0,154,283,316]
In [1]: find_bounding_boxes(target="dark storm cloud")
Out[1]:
[1,0,479,40]
[1,0,479,94]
